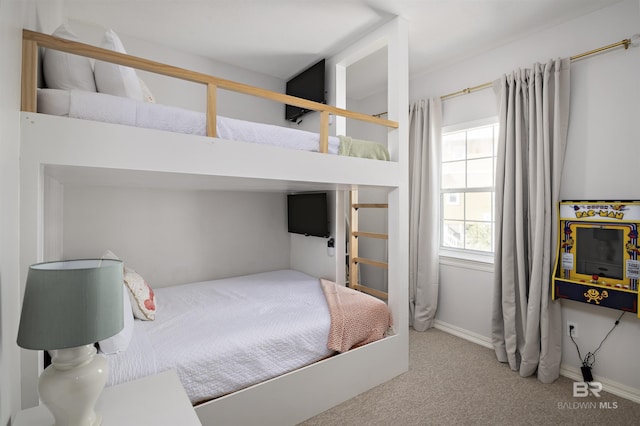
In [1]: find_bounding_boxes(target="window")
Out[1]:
[440,119,498,261]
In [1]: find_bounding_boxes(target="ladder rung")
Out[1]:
[353,257,388,269]
[352,203,388,209]
[351,283,388,300]
[352,231,388,240]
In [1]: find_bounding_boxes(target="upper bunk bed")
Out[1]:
[18,17,409,426]
[20,26,401,190]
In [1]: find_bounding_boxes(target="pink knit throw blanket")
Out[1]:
[320,279,392,353]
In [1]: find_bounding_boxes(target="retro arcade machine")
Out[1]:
[552,201,640,317]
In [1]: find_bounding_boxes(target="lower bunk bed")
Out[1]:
[102,268,393,407]
[20,115,405,425]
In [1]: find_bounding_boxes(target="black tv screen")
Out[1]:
[576,227,624,279]
[287,192,329,237]
[285,59,325,122]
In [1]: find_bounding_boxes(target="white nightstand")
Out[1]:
[13,370,202,426]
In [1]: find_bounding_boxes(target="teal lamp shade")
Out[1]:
[17,259,124,350]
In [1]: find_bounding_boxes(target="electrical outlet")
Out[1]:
[567,321,578,338]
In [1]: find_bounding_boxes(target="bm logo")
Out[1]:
[573,382,602,397]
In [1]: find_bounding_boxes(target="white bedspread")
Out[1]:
[104,269,334,404]
[37,88,341,155]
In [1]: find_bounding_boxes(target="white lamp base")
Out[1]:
[39,344,108,426]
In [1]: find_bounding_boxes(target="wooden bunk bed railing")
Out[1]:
[21,29,398,154]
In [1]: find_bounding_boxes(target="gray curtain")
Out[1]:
[408,98,442,331]
[492,58,570,383]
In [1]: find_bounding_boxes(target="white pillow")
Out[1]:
[101,249,156,321]
[124,268,156,321]
[99,285,135,354]
[43,23,97,92]
[138,77,156,103]
[94,29,144,100]
[101,249,121,262]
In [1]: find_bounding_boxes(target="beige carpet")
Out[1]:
[300,328,640,425]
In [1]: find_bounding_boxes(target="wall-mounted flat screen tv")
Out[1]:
[285,59,326,122]
[287,192,329,238]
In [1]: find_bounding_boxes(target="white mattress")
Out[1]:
[37,88,341,155]
[104,269,334,404]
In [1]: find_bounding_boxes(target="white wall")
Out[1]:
[409,0,640,393]
[62,187,291,288]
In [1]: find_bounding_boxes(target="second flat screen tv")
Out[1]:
[287,192,329,238]
[285,59,326,122]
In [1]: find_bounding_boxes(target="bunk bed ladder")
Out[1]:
[348,190,388,300]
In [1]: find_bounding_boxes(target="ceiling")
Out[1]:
[61,0,623,99]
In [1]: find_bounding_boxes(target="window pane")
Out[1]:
[467,126,494,159]
[442,192,464,221]
[467,158,493,188]
[465,222,492,252]
[442,132,465,162]
[442,161,466,189]
[440,121,498,257]
[443,220,464,248]
[465,192,492,221]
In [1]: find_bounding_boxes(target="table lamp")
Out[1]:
[17,259,124,426]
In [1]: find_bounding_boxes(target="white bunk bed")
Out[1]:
[19,18,409,426]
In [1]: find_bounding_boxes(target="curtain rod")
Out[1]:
[439,36,633,101]
[372,35,635,116]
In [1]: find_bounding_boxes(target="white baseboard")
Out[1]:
[433,320,493,349]
[433,320,640,404]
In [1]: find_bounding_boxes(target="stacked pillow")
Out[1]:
[124,267,157,321]
[101,250,156,321]
[43,23,155,103]
[43,23,97,91]
[98,276,134,355]
[98,250,157,354]
[94,29,144,101]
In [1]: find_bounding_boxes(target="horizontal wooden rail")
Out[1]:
[22,29,398,153]
[352,231,388,240]
[353,257,388,269]
[352,203,389,209]
[351,283,388,300]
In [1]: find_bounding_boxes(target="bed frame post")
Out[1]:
[21,36,38,113]
[319,111,329,154]
[349,190,359,290]
[206,83,217,137]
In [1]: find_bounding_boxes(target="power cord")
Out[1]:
[570,311,624,382]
